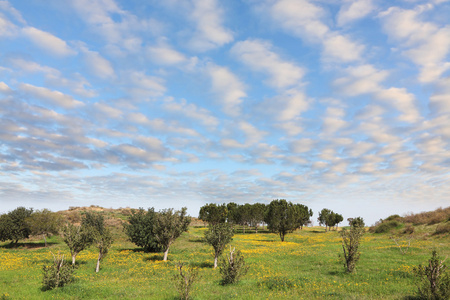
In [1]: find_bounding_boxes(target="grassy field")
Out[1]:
[1,218,449,299]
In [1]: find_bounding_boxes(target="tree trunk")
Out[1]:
[72,253,77,265]
[280,232,285,242]
[43,234,47,247]
[163,248,169,261]
[214,255,218,269]
[96,252,102,273]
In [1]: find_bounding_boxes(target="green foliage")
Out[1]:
[198,203,228,225]
[123,208,161,252]
[340,225,365,273]
[348,217,365,228]
[0,207,33,244]
[373,220,401,233]
[294,204,313,229]
[153,207,191,261]
[264,199,302,241]
[318,208,343,231]
[219,246,249,285]
[413,250,450,300]
[204,222,234,268]
[42,252,75,291]
[434,223,450,235]
[61,222,93,265]
[94,226,113,273]
[27,209,63,247]
[172,262,199,300]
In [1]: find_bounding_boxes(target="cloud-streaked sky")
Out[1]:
[1,0,449,225]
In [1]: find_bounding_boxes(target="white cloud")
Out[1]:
[231,39,305,89]
[269,0,329,41]
[0,14,18,37]
[22,27,76,56]
[83,50,115,79]
[322,34,364,62]
[147,44,187,65]
[19,83,84,109]
[93,102,123,119]
[375,88,421,123]
[334,64,388,96]
[188,0,233,51]
[208,64,246,117]
[258,89,308,122]
[162,98,219,127]
[337,0,375,26]
[0,81,12,94]
[290,138,315,153]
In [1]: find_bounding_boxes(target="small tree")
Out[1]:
[94,227,113,273]
[264,199,302,241]
[204,223,234,268]
[340,220,365,273]
[172,262,199,300]
[123,208,161,252]
[42,252,75,290]
[0,207,33,245]
[27,209,63,247]
[295,204,313,229]
[318,209,343,231]
[414,250,450,299]
[219,246,249,285]
[153,207,191,261]
[61,223,93,265]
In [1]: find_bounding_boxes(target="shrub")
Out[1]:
[373,220,401,233]
[42,252,75,290]
[219,246,249,285]
[340,225,365,273]
[172,262,199,300]
[434,223,450,235]
[413,250,450,299]
[403,225,415,235]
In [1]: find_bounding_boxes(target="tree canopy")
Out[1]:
[0,207,33,245]
[264,199,306,241]
[198,203,228,225]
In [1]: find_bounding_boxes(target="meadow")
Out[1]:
[1,216,449,299]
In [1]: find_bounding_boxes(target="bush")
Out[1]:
[340,225,365,273]
[413,250,450,299]
[172,262,199,300]
[373,220,401,233]
[219,246,249,285]
[434,223,450,235]
[42,252,75,290]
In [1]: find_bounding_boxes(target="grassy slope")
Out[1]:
[1,208,449,299]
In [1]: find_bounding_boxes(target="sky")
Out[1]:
[1,0,449,226]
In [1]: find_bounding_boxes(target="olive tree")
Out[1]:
[123,208,161,252]
[198,203,227,225]
[204,222,234,268]
[82,211,113,272]
[0,207,33,245]
[61,223,93,265]
[153,207,191,261]
[27,209,63,247]
[264,199,302,242]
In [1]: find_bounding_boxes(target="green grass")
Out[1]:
[1,226,449,299]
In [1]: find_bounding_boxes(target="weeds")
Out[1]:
[340,224,365,273]
[172,262,199,300]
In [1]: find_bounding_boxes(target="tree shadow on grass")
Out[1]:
[189,238,204,243]
[190,261,214,268]
[0,242,58,249]
[143,254,164,261]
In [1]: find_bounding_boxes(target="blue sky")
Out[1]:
[1,0,449,225]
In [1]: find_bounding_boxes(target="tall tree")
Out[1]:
[250,203,266,233]
[318,209,343,231]
[264,199,302,241]
[198,203,228,225]
[204,222,234,268]
[0,207,33,245]
[123,208,160,252]
[294,204,313,229]
[27,209,63,247]
[153,207,191,261]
